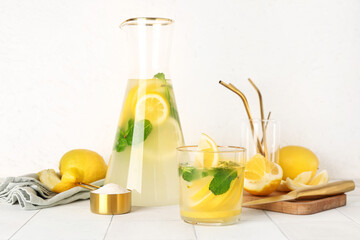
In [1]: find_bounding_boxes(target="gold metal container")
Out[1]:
[90,190,131,215]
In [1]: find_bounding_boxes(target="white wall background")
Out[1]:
[0,0,359,179]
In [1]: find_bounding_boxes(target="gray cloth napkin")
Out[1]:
[0,173,104,210]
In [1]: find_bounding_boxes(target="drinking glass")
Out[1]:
[177,146,246,225]
[241,119,280,162]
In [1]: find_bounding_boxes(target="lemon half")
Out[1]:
[244,153,283,196]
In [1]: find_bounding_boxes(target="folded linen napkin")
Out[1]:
[0,173,104,210]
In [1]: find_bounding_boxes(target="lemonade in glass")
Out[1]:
[177,134,246,225]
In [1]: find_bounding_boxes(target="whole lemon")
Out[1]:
[52,149,107,193]
[278,146,319,180]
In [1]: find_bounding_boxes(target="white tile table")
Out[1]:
[1,180,359,240]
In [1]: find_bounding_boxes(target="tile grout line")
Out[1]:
[336,208,360,226]
[192,225,198,240]
[264,211,291,240]
[102,215,114,240]
[8,209,41,240]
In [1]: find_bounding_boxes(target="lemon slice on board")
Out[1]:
[193,133,219,168]
[279,172,311,191]
[308,170,329,185]
[134,93,169,126]
[285,177,309,191]
[279,170,330,192]
[293,171,313,184]
[277,180,291,192]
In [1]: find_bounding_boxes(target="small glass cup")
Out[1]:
[177,146,246,225]
[241,119,280,163]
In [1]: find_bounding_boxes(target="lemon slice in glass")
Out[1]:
[134,93,169,126]
[194,133,219,168]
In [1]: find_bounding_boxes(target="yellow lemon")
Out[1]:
[278,146,319,180]
[244,153,283,196]
[52,149,107,193]
[134,93,169,126]
[193,133,219,168]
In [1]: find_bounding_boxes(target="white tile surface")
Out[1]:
[1,196,360,240]
[10,201,111,240]
[337,206,360,224]
[195,221,287,240]
[346,196,360,207]
[105,220,196,240]
[113,205,181,221]
[275,221,360,240]
[347,186,360,196]
[267,209,349,223]
[0,204,39,240]
[346,188,360,196]
[240,208,269,221]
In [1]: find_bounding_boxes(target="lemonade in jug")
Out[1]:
[105,18,184,206]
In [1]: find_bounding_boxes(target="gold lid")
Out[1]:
[90,190,131,215]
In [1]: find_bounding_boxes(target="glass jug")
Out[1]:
[105,17,184,206]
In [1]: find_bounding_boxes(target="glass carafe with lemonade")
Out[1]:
[105,18,184,206]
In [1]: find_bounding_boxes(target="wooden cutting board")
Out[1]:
[242,191,347,215]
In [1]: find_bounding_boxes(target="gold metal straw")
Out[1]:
[248,78,268,159]
[76,182,100,191]
[219,81,264,155]
[261,111,272,145]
